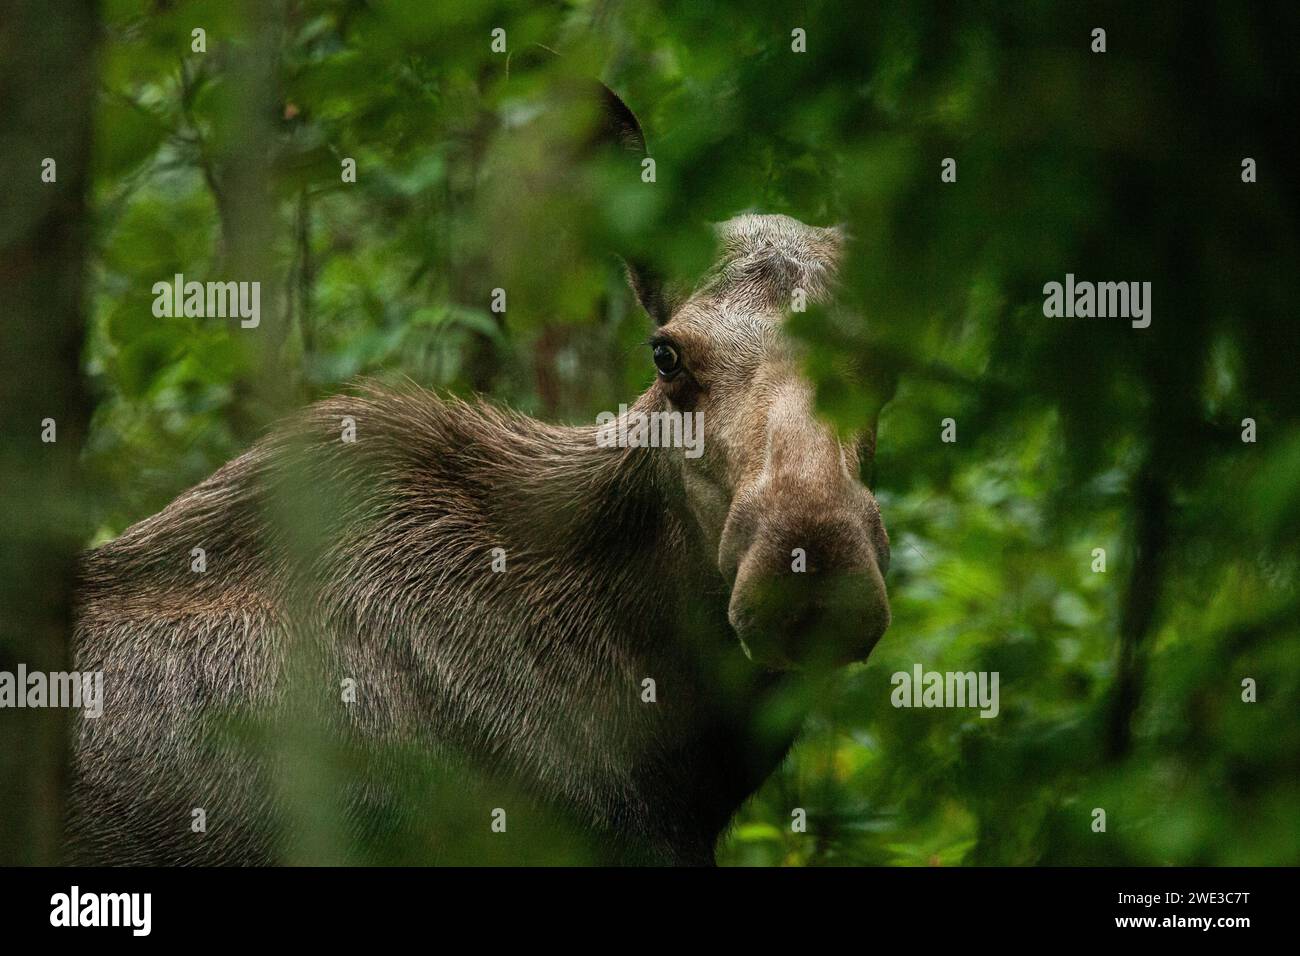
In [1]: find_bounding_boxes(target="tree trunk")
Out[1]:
[0,0,100,864]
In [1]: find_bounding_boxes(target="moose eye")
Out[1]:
[652,341,681,377]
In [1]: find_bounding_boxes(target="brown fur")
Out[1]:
[68,213,888,865]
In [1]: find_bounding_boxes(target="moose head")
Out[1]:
[626,212,891,671]
[550,84,890,671]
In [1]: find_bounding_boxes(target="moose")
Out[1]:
[67,87,891,866]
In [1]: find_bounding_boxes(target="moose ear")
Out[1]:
[594,83,649,155]
[590,85,678,325]
[624,261,676,326]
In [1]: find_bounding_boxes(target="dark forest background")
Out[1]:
[2,0,1298,865]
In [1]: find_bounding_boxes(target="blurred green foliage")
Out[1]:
[85,0,1298,865]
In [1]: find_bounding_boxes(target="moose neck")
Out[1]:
[472,393,806,847]
[492,391,717,637]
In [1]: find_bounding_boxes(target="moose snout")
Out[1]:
[722,508,891,671]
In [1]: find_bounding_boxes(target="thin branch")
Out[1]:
[176,56,231,263]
